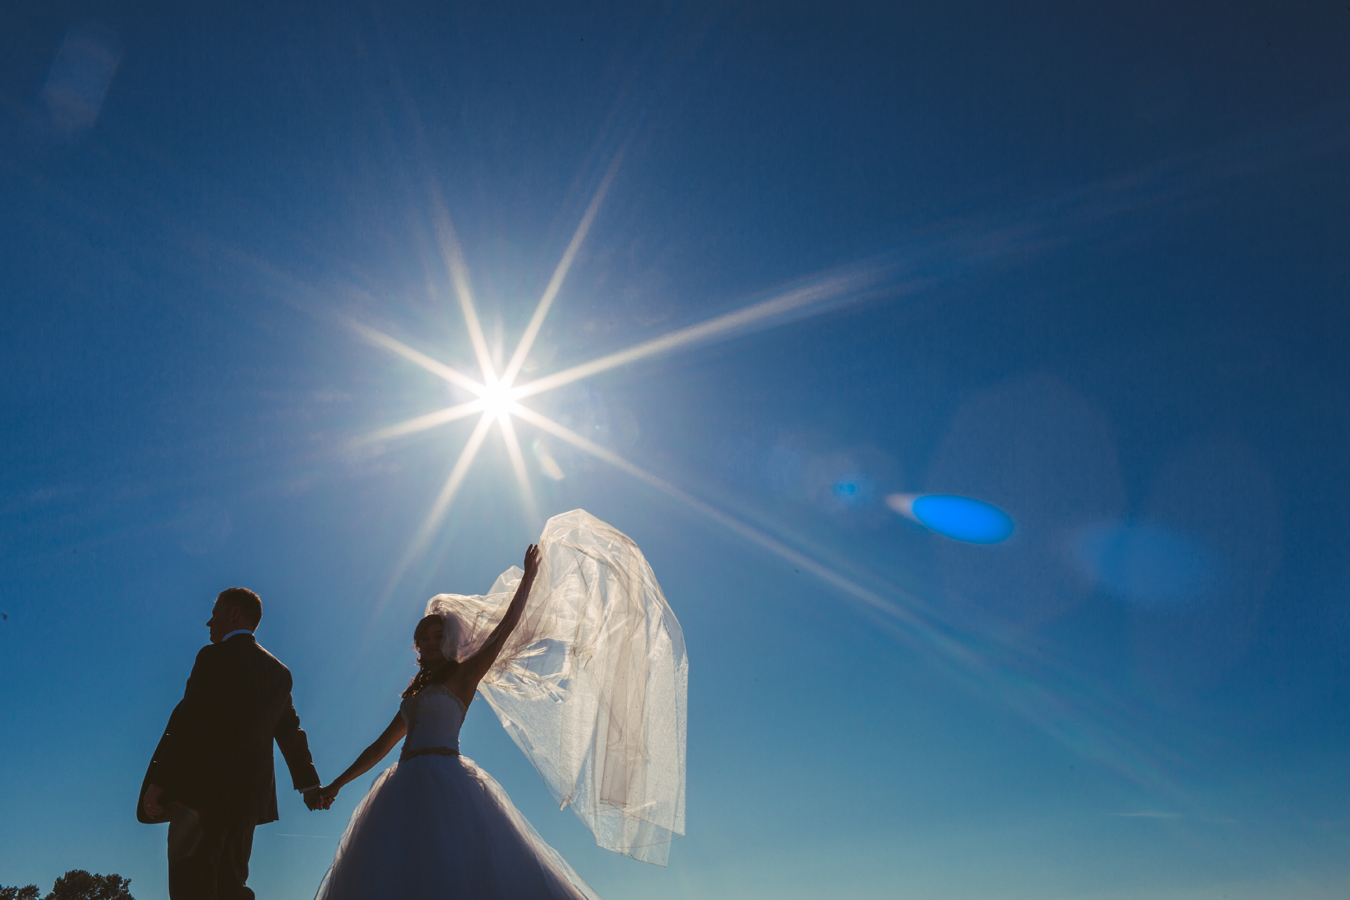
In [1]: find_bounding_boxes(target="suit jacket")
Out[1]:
[137,632,320,825]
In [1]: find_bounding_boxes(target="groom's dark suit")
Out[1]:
[139,631,320,900]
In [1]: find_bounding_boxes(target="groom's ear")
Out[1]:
[217,587,262,630]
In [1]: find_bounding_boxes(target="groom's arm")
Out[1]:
[274,691,321,794]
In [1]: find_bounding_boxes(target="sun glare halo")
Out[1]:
[481,382,516,421]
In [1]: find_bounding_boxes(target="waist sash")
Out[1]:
[399,745,460,761]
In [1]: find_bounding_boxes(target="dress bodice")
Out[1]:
[399,683,466,755]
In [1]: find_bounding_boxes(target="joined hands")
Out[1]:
[305,784,339,810]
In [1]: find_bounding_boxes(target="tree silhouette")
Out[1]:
[1,872,133,900]
[45,872,133,900]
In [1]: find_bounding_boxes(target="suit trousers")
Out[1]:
[168,806,257,900]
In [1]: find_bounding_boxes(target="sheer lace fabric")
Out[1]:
[425,509,687,866]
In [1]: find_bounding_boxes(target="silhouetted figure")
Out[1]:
[311,545,600,899]
[137,588,323,900]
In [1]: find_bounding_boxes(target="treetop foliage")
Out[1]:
[1,871,133,900]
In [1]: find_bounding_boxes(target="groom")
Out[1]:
[138,587,324,900]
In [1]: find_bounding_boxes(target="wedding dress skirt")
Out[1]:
[315,684,598,900]
[317,510,686,898]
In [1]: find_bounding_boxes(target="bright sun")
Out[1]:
[350,155,886,617]
[480,382,516,421]
[344,153,1157,788]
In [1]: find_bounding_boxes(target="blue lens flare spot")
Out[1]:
[910,495,1015,543]
[1074,522,1214,606]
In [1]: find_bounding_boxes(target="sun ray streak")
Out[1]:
[495,411,539,523]
[507,404,921,625]
[376,412,496,610]
[512,268,896,400]
[500,154,624,387]
[345,319,486,395]
[509,404,1174,790]
[414,412,496,551]
[356,399,487,445]
[429,201,498,385]
[332,118,1350,789]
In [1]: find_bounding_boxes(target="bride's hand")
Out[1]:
[522,543,541,583]
[319,784,340,809]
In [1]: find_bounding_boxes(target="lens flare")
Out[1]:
[341,147,1237,791]
[1074,522,1213,605]
[887,493,1015,543]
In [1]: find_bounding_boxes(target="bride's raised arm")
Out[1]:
[445,544,540,703]
[317,712,407,808]
[319,543,540,809]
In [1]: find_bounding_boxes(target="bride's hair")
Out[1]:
[403,613,462,699]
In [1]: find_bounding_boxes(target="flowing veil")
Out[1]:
[424,509,687,866]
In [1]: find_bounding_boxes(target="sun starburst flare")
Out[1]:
[348,156,906,610]
[340,154,1216,795]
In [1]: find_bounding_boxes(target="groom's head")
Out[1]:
[207,587,262,643]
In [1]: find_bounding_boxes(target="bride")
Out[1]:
[312,510,687,900]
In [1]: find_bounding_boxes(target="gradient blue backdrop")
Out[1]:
[3,2,1349,898]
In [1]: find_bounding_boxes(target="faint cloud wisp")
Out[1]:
[41,24,122,135]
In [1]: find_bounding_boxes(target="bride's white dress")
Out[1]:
[314,683,599,900]
[316,509,687,899]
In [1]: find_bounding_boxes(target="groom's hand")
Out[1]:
[317,784,340,810]
[303,788,325,811]
[142,783,166,819]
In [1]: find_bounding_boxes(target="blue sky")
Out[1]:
[3,2,1349,898]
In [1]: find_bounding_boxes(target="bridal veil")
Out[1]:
[424,509,687,866]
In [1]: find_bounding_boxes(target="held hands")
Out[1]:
[308,784,340,810]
